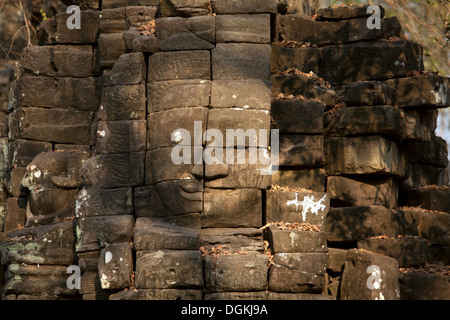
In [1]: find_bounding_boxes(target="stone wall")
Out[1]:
[0,0,449,300]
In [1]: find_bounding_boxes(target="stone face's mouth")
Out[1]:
[179,179,204,202]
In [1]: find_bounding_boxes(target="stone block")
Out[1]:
[357,238,427,268]
[9,107,94,144]
[147,107,208,150]
[148,50,211,81]
[123,30,158,53]
[134,214,200,251]
[342,81,397,106]
[8,139,52,167]
[324,105,403,140]
[160,0,210,17]
[277,0,319,15]
[21,45,98,77]
[7,167,27,198]
[407,189,450,214]
[216,14,270,44]
[400,272,450,300]
[211,0,277,14]
[110,289,203,300]
[212,43,271,80]
[204,253,268,292]
[200,228,264,253]
[269,252,327,293]
[325,136,407,177]
[75,215,135,252]
[102,0,159,9]
[327,248,347,273]
[403,135,448,168]
[135,180,203,218]
[401,163,449,190]
[265,225,327,253]
[266,190,330,225]
[402,108,438,141]
[126,6,158,27]
[327,176,398,208]
[317,4,385,20]
[279,135,324,167]
[318,40,423,85]
[271,43,320,74]
[135,250,203,289]
[96,120,147,154]
[148,80,210,112]
[325,206,405,242]
[271,99,324,134]
[98,242,133,290]
[19,76,100,112]
[203,188,262,228]
[99,84,146,121]
[1,221,75,265]
[75,188,133,217]
[384,75,450,108]
[103,53,146,86]
[98,33,127,69]
[210,80,272,110]
[99,8,127,33]
[271,168,325,192]
[3,197,27,233]
[157,16,215,51]
[340,249,400,300]
[81,153,145,188]
[27,188,78,224]
[271,74,337,106]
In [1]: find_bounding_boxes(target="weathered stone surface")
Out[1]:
[126,6,158,27]
[123,29,157,53]
[135,180,203,217]
[99,84,146,121]
[78,250,100,271]
[212,43,271,80]
[157,16,215,51]
[403,135,449,168]
[271,99,324,134]
[81,153,145,188]
[200,228,264,253]
[401,163,449,190]
[340,249,400,300]
[110,289,202,300]
[203,188,262,228]
[102,0,159,9]
[9,107,93,144]
[271,74,337,106]
[134,214,200,250]
[327,248,347,273]
[277,15,401,46]
[269,253,326,293]
[98,242,133,290]
[428,246,450,265]
[135,250,203,289]
[160,0,210,17]
[324,105,403,140]
[205,292,335,300]
[207,108,270,148]
[266,190,330,225]
[318,4,385,20]
[279,135,324,167]
[99,8,127,33]
[148,107,208,150]
[402,108,438,141]
[3,197,26,232]
[400,272,450,300]
[21,45,98,77]
[204,253,268,292]
[271,168,325,192]
[265,225,327,253]
[146,147,203,184]
[277,0,319,15]
[384,75,450,108]
[7,167,27,197]
[79,270,109,296]
[357,238,427,268]
[27,188,78,224]
[216,14,270,44]
[103,53,146,86]
[1,221,75,265]
[61,0,100,9]
[343,81,397,106]
[75,188,133,217]
[96,120,147,154]
[318,40,423,85]
[148,50,211,81]
[8,139,52,167]
[19,76,100,112]
[211,0,277,14]
[327,176,398,208]
[271,43,320,74]
[148,80,211,112]
[407,189,450,214]
[76,215,135,252]
[3,264,77,296]
[210,80,272,110]
[325,206,405,242]
[325,136,407,177]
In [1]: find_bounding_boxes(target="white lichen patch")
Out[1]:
[286,193,327,222]
[105,251,112,264]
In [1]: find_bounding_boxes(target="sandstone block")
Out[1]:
[271,99,324,134]
[98,242,133,290]
[211,0,277,14]
[99,84,146,121]
[210,80,272,110]
[200,228,264,253]
[265,225,327,253]
[216,14,270,44]
[75,188,133,217]
[96,120,147,154]
[271,43,320,74]
[279,135,324,167]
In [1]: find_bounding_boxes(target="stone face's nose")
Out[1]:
[204,163,230,180]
